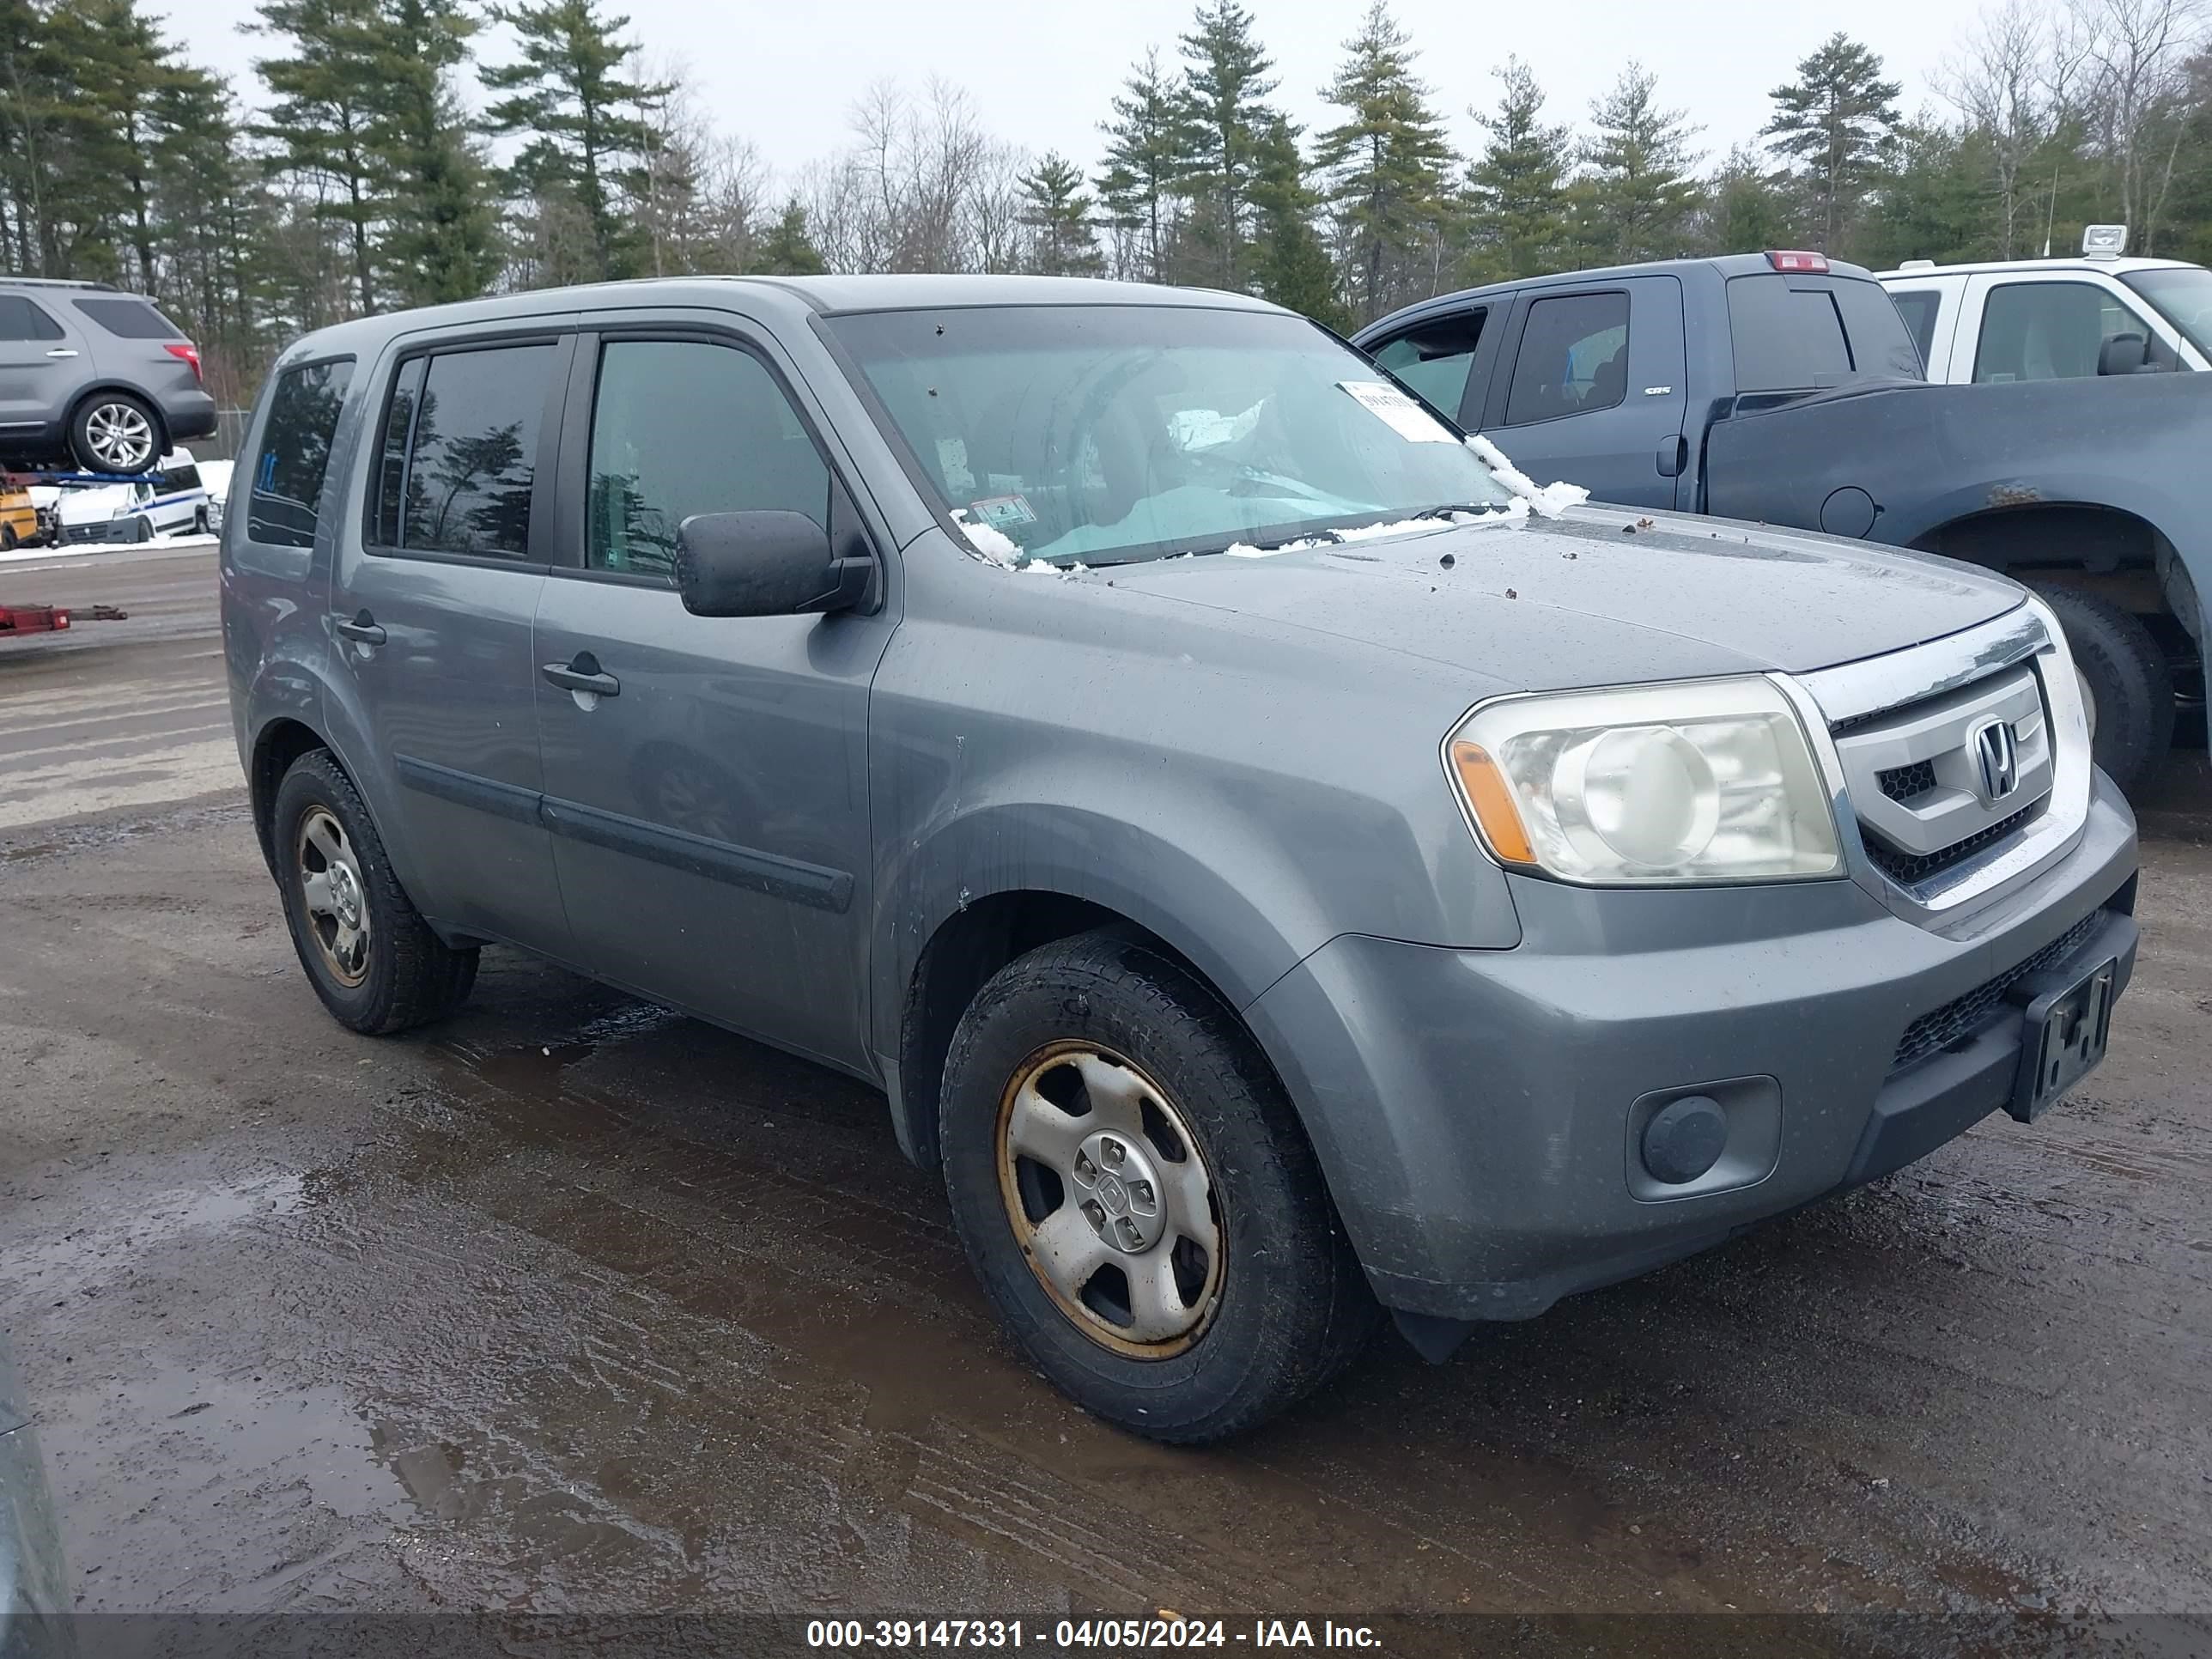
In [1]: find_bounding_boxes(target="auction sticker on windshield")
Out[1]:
[1338,379,1456,443]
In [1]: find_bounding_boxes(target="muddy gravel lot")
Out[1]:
[1,548,2207,1654]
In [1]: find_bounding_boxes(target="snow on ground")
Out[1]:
[0,531,216,566]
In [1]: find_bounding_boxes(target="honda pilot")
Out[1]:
[221,276,2139,1441]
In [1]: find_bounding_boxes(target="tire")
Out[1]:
[193,506,210,535]
[131,515,155,544]
[271,749,478,1036]
[939,930,1377,1443]
[0,524,15,550]
[67,393,159,475]
[2033,583,2174,796]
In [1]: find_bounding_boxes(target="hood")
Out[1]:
[1095,502,2024,695]
[57,485,133,524]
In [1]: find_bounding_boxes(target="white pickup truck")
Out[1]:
[1879,228,2212,385]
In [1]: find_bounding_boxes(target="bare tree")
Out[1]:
[2075,0,2204,250]
[1940,1,2055,254]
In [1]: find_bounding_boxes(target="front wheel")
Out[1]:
[2033,583,2173,796]
[272,750,478,1035]
[939,931,1376,1443]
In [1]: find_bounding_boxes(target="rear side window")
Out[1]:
[1503,292,1630,426]
[72,297,183,339]
[0,295,65,342]
[585,339,829,581]
[160,464,202,493]
[247,359,355,548]
[1369,311,1485,421]
[373,343,553,560]
[1729,275,1923,391]
[1888,289,1941,367]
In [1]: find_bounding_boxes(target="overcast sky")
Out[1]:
[166,0,1992,185]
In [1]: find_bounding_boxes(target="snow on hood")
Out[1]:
[57,484,136,523]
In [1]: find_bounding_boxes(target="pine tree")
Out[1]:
[1175,0,1278,289]
[1577,63,1702,263]
[1249,114,1347,329]
[1696,144,1794,255]
[1019,152,1101,276]
[750,197,824,275]
[1313,1,1455,323]
[149,72,271,404]
[1765,32,1902,252]
[1463,56,1574,281]
[1096,46,1188,283]
[256,0,386,313]
[480,0,665,282]
[364,0,500,306]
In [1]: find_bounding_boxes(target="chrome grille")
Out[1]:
[1829,665,2052,893]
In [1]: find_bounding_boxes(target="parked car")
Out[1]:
[1356,250,2212,794]
[1880,227,2212,383]
[0,276,217,474]
[0,483,34,550]
[223,276,2137,1442]
[0,1332,76,1659]
[51,448,210,547]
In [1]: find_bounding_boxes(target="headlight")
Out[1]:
[1444,678,1842,884]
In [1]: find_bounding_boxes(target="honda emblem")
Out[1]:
[1972,719,2020,803]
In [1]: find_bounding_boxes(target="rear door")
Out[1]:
[0,292,92,441]
[327,325,576,955]
[1473,276,1688,508]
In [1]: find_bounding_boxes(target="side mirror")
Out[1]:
[675,510,871,618]
[2098,333,2153,376]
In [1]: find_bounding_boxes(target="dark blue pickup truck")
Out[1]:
[1356,251,2212,793]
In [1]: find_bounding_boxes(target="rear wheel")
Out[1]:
[939,931,1376,1443]
[272,750,478,1035]
[0,524,15,550]
[69,394,158,474]
[2033,583,2173,795]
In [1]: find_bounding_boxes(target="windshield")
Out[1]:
[826,305,1515,566]
[2119,267,2212,358]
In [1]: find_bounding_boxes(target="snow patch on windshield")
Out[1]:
[1466,434,1589,517]
[951,510,1024,567]
[1220,507,1530,559]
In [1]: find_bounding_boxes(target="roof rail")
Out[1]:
[0,275,119,291]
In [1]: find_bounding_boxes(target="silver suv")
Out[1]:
[221,276,2140,1441]
[0,276,218,474]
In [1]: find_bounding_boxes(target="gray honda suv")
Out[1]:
[220,276,2139,1442]
[0,277,217,474]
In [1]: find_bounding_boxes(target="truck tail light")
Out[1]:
[165,342,203,381]
[1765,250,1830,273]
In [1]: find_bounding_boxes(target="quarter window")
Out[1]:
[1503,293,1630,426]
[247,359,354,548]
[585,339,829,580]
[0,295,65,342]
[373,343,554,559]
[71,297,183,339]
[1975,281,2161,382]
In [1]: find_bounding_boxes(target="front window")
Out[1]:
[2119,266,2212,359]
[1974,281,2160,382]
[826,306,1514,567]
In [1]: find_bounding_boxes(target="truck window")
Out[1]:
[1888,289,1941,367]
[1727,277,1855,392]
[1502,293,1629,426]
[377,343,554,560]
[584,339,830,581]
[247,358,354,549]
[71,297,185,340]
[1975,281,2160,382]
[2119,265,2212,356]
[1369,311,1485,421]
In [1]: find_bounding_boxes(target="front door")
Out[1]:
[329,330,574,954]
[0,291,92,445]
[532,326,896,1071]
[1474,276,1688,509]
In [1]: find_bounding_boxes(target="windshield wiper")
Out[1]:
[1406,502,1513,520]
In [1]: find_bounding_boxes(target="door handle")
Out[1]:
[335,611,386,645]
[1656,435,1687,478]
[542,655,620,697]
[46,348,78,359]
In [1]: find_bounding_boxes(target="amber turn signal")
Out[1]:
[1449,739,1536,866]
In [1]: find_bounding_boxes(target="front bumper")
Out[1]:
[1245,772,2140,1322]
